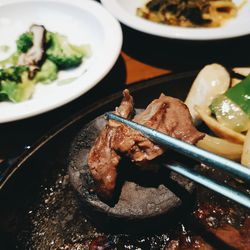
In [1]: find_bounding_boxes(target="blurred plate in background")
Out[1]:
[0,0,122,123]
[101,0,250,40]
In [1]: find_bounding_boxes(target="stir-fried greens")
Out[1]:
[0,24,90,103]
[137,0,237,27]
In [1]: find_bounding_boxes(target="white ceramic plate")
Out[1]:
[101,0,250,40]
[0,0,122,123]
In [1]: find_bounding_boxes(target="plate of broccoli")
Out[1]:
[0,0,122,123]
[1,24,91,102]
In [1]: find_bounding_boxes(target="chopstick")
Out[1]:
[105,112,250,209]
[165,161,250,209]
[105,112,250,182]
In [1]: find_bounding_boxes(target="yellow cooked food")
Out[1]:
[241,129,250,167]
[197,134,243,161]
[137,0,237,27]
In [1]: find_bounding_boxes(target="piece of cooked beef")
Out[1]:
[88,89,134,199]
[87,90,204,200]
[113,94,204,164]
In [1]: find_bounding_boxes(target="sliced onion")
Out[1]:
[233,67,250,77]
[185,63,230,123]
[241,129,250,167]
[197,134,242,161]
[195,106,245,144]
[231,78,241,87]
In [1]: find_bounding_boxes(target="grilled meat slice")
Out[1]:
[88,90,134,200]
[88,90,204,200]
[113,94,204,165]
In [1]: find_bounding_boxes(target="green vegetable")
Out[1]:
[0,81,16,101]
[16,32,33,53]
[0,60,58,102]
[210,75,250,132]
[0,26,90,103]
[210,95,250,132]
[0,67,35,102]
[225,75,250,116]
[46,32,87,69]
[0,66,28,82]
[33,59,58,84]
[0,80,34,102]
[0,66,33,102]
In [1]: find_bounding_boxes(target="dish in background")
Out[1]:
[0,0,122,123]
[101,0,250,40]
[0,24,91,103]
[137,0,238,28]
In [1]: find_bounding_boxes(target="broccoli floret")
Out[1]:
[0,59,57,102]
[1,32,33,67]
[0,66,33,102]
[0,80,16,101]
[0,66,28,82]
[16,32,33,53]
[34,59,58,84]
[0,79,34,102]
[46,32,86,69]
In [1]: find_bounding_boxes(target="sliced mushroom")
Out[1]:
[18,24,46,78]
